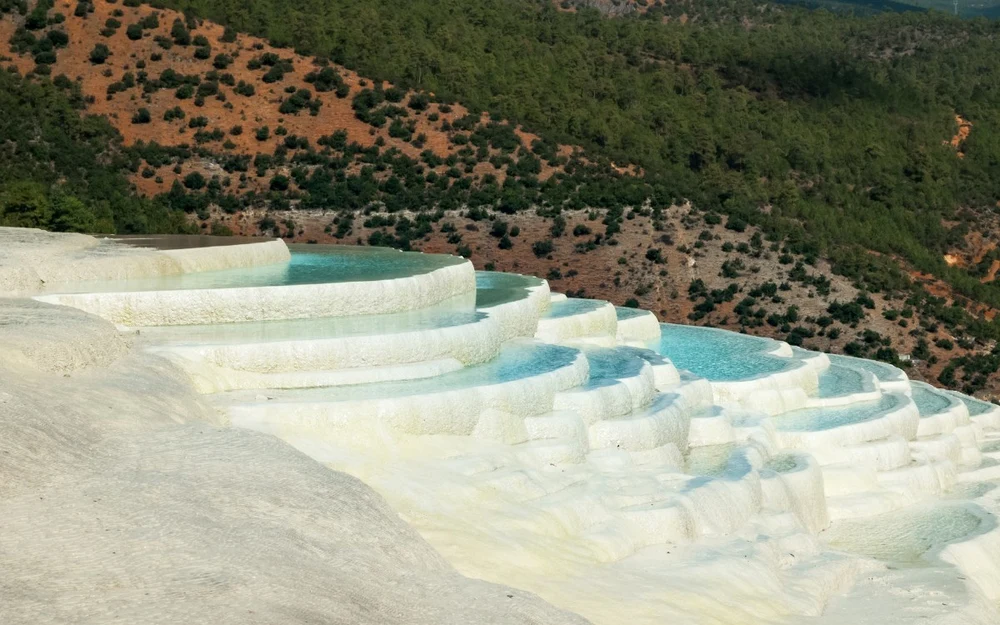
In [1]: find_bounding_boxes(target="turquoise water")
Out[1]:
[616,306,650,321]
[654,324,792,381]
[475,271,543,309]
[911,383,956,417]
[773,394,901,432]
[624,346,672,369]
[544,298,607,319]
[583,347,648,386]
[827,353,906,384]
[823,505,986,564]
[46,245,464,294]
[239,341,581,401]
[816,363,872,398]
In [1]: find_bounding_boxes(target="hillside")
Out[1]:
[3,0,1000,398]
[0,1,633,217]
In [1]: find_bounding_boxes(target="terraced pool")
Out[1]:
[654,324,792,381]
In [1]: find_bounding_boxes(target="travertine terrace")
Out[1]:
[3,227,1000,624]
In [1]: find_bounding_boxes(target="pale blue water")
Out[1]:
[654,324,792,381]
[816,363,873,398]
[246,341,581,401]
[827,353,906,384]
[46,245,464,294]
[911,383,956,417]
[950,392,999,417]
[475,271,544,308]
[544,298,607,319]
[773,394,901,432]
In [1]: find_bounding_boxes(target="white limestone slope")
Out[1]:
[6,229,1000,625]
[0,296,588,625]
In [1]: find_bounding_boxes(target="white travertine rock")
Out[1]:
[5,228,1000,625]
[0,227,289,295]
[535,299,618,343]
[0,302,588,625]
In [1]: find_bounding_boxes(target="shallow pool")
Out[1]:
[583,347,648,387]
[827,353,906,384]
[815,363,873,399]
[946,481,997,500]
[765,454,802,473]
[44,245,464,294]
[823,505,985,564]
[245,341,581,401]
[653,324,791,381]
[911,383,956,417]
[475,271,544,309]
[949,392,999,417]
[772,393,901,432]
[685,443,737,476]
[543,298,608,319]
[615,306,650,321]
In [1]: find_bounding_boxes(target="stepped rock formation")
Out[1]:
[3,226,1000,624]
[0,229,589,625]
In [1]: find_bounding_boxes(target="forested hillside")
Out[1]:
[0,67,188,233]
[4,0,1000,396]
[150,1,1000,291]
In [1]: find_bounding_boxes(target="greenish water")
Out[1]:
[766,454,802,473]
[475,271,543,309]
[824,505,985,564]
[685,443,737,476]
[615,306,651,321]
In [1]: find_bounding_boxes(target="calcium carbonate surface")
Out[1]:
[24,234,1000,625]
